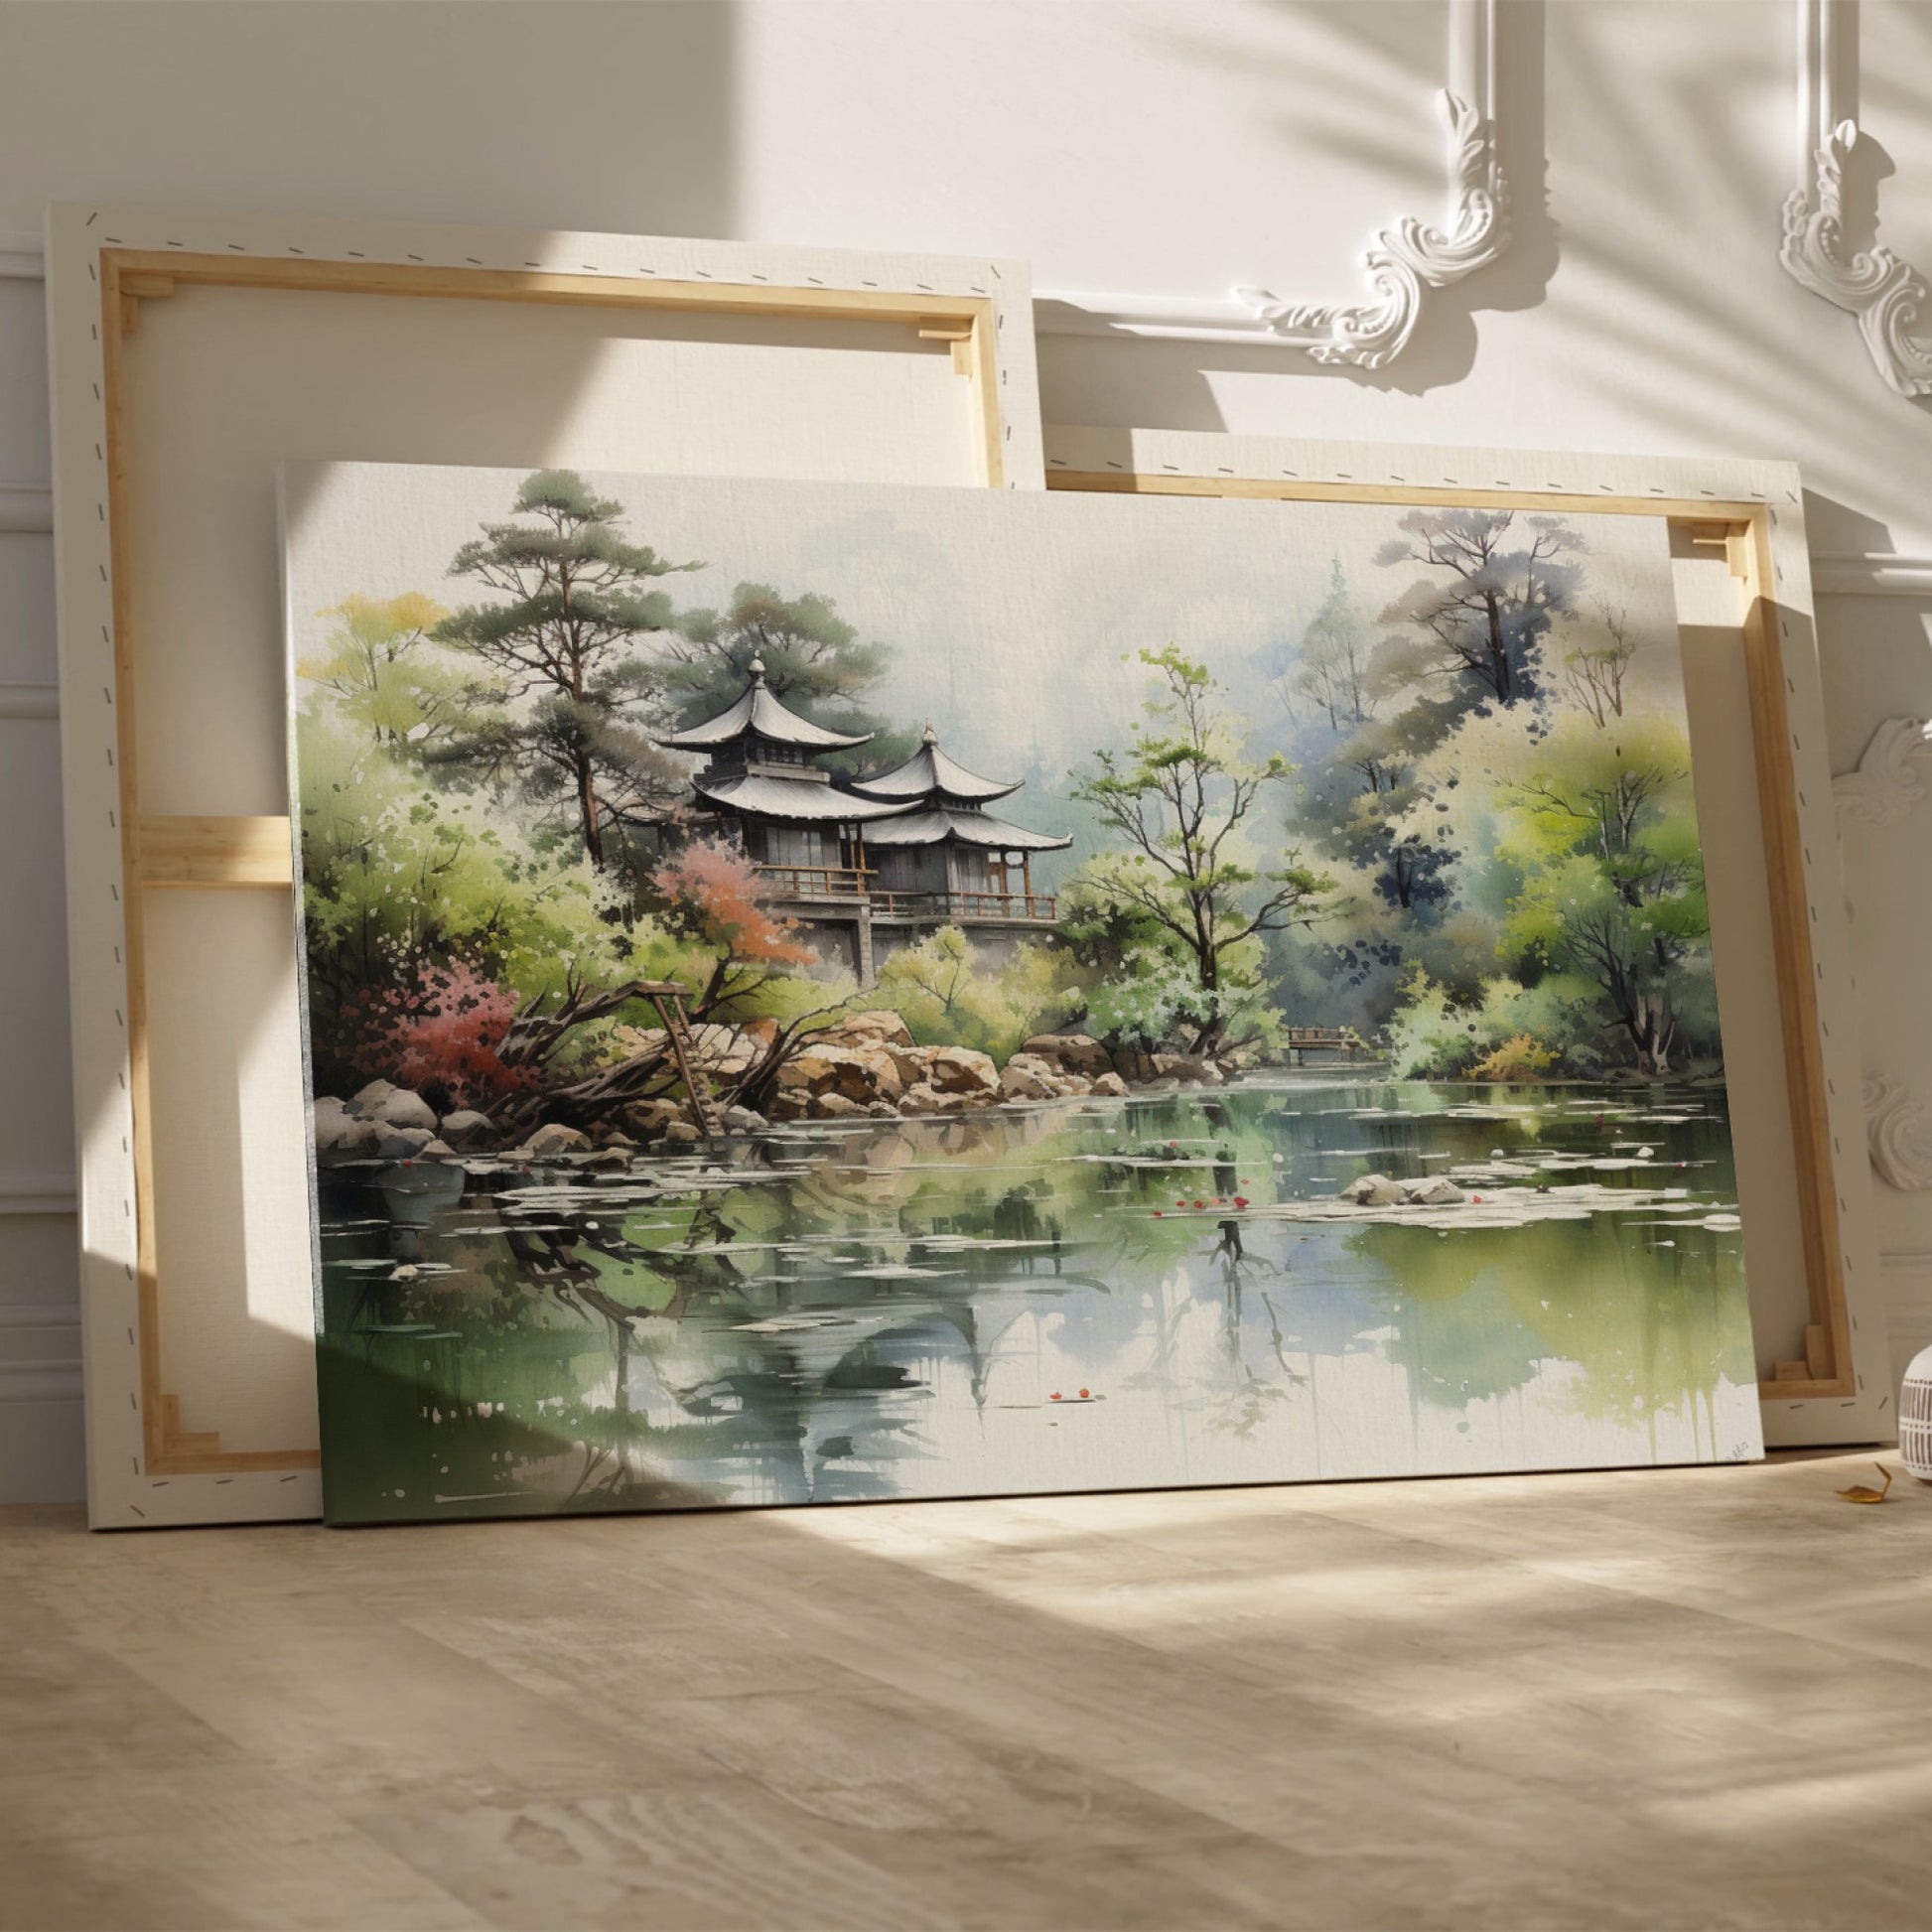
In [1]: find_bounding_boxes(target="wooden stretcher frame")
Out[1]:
[1043,425,1891,1450]
[46,203,1043,1526]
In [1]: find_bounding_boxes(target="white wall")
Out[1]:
[3,0,1929,1501]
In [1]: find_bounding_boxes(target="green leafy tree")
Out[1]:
[1494,714,1709,1074]
[433,470,698,866]
[1282,558,1372,730]
[663,582,910,772]
[872,926,1072,1059]
[1071,646,1329,1051]
[298,592,478,749]
[1373,510,1582,705]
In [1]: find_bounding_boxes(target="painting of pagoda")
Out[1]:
[660,656,1070,982]
[288,462,1761,1528]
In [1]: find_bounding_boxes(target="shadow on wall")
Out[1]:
[1035,0,1554,422]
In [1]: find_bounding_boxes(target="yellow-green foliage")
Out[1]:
[1469,1033,1557,1082]
[298,714,627,1004]
[297,593,483,750]
[872,927,1075,1060]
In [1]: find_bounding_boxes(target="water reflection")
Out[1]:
[315,1078,1761,1522]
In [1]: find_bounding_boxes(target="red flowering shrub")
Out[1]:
[652,841,815,967]
[340,961,531,1112]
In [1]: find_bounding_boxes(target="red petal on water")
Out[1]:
[1193,1200,1205,1209]
[1234,1196,1249,1208]
[1050,1392,1062,1401]
[1153,1210,1164,1217]
[1078,1388,1090,1399]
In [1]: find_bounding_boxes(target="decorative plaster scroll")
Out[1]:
[1781,0,1932,399]
[1864,1074,1932,1191]
[1035,0,1509,365]
[1833,717,1932,824]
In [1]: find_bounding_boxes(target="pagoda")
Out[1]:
[850,724,1070,919]
[659,668,1068,979]
[657,657,908,897]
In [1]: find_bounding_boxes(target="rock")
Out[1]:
[777,1045,880,1104]
[439,1108,496,1149]
[1022,1032,1113,1076]
[600,1130,637,1151]
[1090,1072,1130,1099]
[1000,1052,1061,1101]
[864,1100,899,1119]
[1404,1177,1466,1206]
[1338,1173,1407,1206]
[418,1138,457,1159]
[1153,1053,1222,1086]
[925,1045,1000,1096]
[720,1105,767,1136]
[584,1147,633,1172]
[1054,1073,1094,1097]
[898,1082,954,1117]
[526,1122,591,1159]
[373,1124,437,1160]
[313,1097,378,1154]
[689,1024,758,1074]
[660,1120,702,1148]
[845,1044,905,1103]
[768,1090,811,1121]
[822,1009,917,1050]
[621,1098,683,1143]
[614,1022,758,1077]
[1111,1046,1160,1083]
[810,1091,864,1119]
[349,1079,439,1130]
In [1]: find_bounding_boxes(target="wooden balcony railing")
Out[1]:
[869,889,1058,922]
[754,864,873,898]
[754,869,1058,923]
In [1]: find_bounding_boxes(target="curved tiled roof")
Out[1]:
[850,725,1021,802]
[660,659,874,751]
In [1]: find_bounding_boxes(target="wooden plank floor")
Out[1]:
[4,1450,1932,1930]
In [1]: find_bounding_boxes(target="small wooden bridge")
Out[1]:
[1283,1027,1372,1065]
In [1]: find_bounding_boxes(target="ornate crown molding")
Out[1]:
[1780,0,1932,399]
[1833,717,1932,824]
[1035,0,1509,367]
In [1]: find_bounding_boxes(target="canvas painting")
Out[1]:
[283,462,1763,1524]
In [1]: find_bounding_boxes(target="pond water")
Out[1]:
[314,1076,1761,1523]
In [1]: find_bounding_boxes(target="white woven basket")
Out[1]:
[1902,1344,1932,1481]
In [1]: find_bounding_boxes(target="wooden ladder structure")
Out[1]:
[639,981,726,1138]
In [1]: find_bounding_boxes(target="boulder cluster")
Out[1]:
[1335,1172,1467,1207]
[312,1011,1247,1161]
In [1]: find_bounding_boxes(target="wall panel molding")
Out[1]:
[0,683,58,722]
[0,1173,78,1217]
[1781,0,1932,399]
[0,482,54,532]
[0,1302,82,1409]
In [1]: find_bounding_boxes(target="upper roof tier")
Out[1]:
[659,658,875,752]
[849,724,1021,803]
